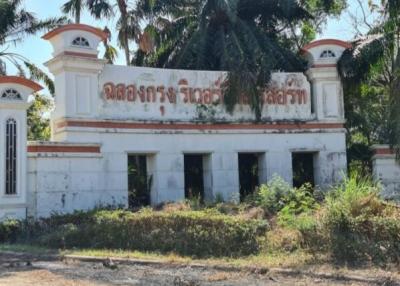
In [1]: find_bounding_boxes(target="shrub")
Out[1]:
[323,174,400,265]
[277,183,318,228]
[0,220,22,243]
[31,209,268,258]
[265,227,303,252]
[255,175,292,214]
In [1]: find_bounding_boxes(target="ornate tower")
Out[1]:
[42,24,107,141]
[0,76,42,219]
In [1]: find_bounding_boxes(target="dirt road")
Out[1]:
[0,252,398,286]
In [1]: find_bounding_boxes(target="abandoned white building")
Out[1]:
[0,24,352,219]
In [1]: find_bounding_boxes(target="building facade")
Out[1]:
[0,24,349,219]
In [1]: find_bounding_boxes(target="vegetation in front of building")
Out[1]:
[1,174,399,267]
[0,208,267,258]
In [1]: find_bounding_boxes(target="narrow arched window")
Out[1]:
[72,37,90,47]
[5,118,17,195]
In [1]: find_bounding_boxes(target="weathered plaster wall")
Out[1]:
[27,143,127,218]
[372,145,400,200]
[49,127,347,207]
[98,67,312,122]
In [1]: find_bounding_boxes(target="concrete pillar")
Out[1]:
[258,153,268,185]
[203,154,213,202]
[149,153,185,205]
[210,152,240,202]
[266,151,293,186]
[314,151,347,189]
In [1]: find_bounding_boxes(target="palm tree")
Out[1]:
[115,0,141,65]
[136,0,315,119]
[62,0,113,24]
[0,0,67,94]
[62,0,83,23]
[102,26,118,64]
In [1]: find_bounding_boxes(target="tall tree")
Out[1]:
[338,0,400,171]
[62,0,83,23]
[115,0,141,65]
[135,0,346,119]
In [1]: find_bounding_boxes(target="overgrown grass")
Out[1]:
[323,174,400,265]
[0,243,56,255]
[0,174,398,267]
[0,208,267,258]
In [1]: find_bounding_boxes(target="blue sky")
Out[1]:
[7,0,377,81]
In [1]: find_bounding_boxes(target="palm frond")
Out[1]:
[24,62,55,96]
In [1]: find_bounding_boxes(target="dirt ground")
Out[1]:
[0,252,399,286]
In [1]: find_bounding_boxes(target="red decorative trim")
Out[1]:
[302,39,352,52]
[42,24,108,41]
[61,51,98,58]
[0,76,43,92]
[311,64,337,68]
[374,148,395,155]
[28,145,100,153]
[57,120,345,131]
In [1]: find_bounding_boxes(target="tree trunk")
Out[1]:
[75,10,80,24]
[75,0,81,24]
[124,39,130,65]
[117,0,130,65]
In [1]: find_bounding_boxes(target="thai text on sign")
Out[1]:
[103,76,308,106]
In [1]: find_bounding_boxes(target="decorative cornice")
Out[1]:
[42,24,108,41]
[301,39,352,53]
[0,76,43,92]
[27,143,101,154]
[56,119,345,131]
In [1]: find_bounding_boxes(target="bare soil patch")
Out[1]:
[0,252,398,286]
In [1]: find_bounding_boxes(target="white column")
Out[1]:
[258,153,268,185]
[266,151,293,186]
[210,152,240,202]
[314,151,347,189]
[149,153,185,205]
[203,154,214,202]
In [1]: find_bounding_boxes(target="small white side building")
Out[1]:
[0,24,351,219]
[372,145,400,200]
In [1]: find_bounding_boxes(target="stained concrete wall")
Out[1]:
[372,145,400,200]
[31,128,347,213]
[27,150,127,218]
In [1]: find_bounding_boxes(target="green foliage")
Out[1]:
[338,1,400,165]
[62,0,113,24]
[325,174,382,219]
[0,0,66,80]
[256,175,293,214]
[0,220,22,243]
[323,174,400,264]
[338,36,390,173]
[137,0,332,119]
[277,184,318,228]
[27,95,53,141]
[5,209,267,258]
[255,176,318,219]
